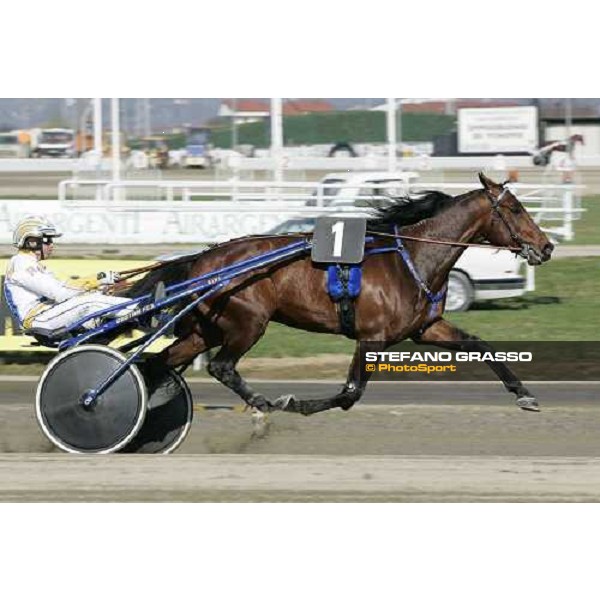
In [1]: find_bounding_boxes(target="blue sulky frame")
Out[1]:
[55,239,313,408]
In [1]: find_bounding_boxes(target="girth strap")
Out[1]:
[334,265,356,339]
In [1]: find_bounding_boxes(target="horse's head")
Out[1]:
[478,173,554,266]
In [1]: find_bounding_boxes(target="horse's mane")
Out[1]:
[367,190,458,231]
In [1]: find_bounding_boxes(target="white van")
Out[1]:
[32,128,75,158]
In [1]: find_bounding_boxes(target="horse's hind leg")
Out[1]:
[144,317,269,410]
[144,332,207,380]
[206,346,272,412]
[206,319,274,412]
[413,318,539,412]
[274,341,387,415]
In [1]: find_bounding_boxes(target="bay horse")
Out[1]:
[129,173,553,415]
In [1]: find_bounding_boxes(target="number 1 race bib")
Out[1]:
[311,216,366,264]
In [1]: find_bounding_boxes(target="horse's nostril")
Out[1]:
[543,242,554,257]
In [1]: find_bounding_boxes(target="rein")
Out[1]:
[365,230,521,253]
[115,235,294,281]
[118,261,168,280]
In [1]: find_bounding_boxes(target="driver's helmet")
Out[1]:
[13,214,62,249]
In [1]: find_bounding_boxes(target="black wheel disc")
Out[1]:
[120,367,193,454]
[36,345,147,454]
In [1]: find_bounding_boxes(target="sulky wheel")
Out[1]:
[36,345,147,454]
[119,367,193,454]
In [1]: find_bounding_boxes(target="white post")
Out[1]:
[397,99,403,164]
[93,98,102,159]
[526,264,536,292]
[93,98,103,200]
[271,98,283,182]
[111,98,121,201]
[563,186,574,241]
[386,98,397,172]
[231,98,238,149]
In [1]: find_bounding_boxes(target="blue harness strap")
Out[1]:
[327,265,362,301]
[392,225,447,304]
[326,264,362,338]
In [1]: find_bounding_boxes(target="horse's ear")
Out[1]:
[478,172,498,190]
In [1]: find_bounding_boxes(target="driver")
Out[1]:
[4,215,135,334]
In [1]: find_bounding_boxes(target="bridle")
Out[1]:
[485,185,533,260]
[366,186,533,257]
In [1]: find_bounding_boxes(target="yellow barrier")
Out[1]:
[0,258,153,281]
[0,258,174,354]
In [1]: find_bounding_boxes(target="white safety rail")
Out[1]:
[232,155,538,173]
[57,178,585,241]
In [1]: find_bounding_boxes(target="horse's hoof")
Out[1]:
[334,396,356,410]
[337,399,355,411]
[270,394,295,411]
[516,396,540,412]
[248,394,271,412]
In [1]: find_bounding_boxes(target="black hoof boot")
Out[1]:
[247,393,272,412]
[516,395,540,412]
[336,397,356,411]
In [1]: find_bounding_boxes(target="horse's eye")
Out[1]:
[510,204,522,214]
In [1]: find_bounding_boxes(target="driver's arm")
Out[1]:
[11,263,81,303]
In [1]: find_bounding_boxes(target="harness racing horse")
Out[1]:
[128,173,553,415]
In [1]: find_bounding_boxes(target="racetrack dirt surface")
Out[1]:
[3,402,600,501]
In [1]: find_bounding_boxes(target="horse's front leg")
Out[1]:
[412,318,539,412]
[274,341,387,415]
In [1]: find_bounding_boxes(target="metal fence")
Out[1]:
[56,177,585,241]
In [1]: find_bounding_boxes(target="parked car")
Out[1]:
[306,171,420,207]
[265,217,527,312]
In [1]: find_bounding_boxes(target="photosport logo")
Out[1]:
[359,342,600,382]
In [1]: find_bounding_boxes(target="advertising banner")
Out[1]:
[0,201,291,245]
[458,106,539,154]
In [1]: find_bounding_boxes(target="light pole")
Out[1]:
[231,98,238,150]
[111,98,121,200]
[271,98,283,181]
[93,98,102,161]
[386,98,397,172]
